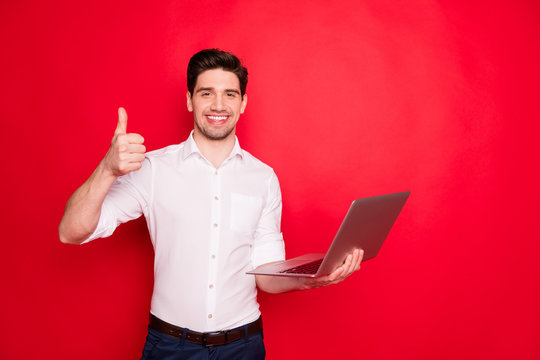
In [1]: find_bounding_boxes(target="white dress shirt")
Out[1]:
[83,132,285,332]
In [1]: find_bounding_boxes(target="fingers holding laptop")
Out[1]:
[343,248,363,275]
[301,248,364,289]
[334,248,363,280]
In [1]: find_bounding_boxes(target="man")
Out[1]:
[59,49,363,359]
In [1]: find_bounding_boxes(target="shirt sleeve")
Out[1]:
[251,171,286,268]
[81,159,151,244]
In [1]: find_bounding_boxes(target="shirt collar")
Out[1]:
[182,130,244,161]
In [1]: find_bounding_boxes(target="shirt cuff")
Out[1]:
[80,203,116,244]
[251,233,286,268]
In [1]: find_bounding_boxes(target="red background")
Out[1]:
[1,0,539,359]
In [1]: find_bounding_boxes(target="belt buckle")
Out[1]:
[201,330,230,347]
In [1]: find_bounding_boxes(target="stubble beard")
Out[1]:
[194,120,235,141]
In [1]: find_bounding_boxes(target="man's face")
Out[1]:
[187,68,247,142]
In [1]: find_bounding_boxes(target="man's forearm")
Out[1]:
[255,274,306,294]
[58,162,117,244]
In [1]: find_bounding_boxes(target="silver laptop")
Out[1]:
[247,191,410,278]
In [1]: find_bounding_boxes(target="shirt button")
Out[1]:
[208,314,213,319]
[209,284,214,289]
[213,223,218,228]
[211,255,216,259]
[214,195,219,200]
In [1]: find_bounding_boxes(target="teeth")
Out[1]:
[208,115,228,120]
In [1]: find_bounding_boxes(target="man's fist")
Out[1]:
[103,107,146,176]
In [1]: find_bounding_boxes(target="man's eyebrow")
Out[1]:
[196,87,214,93]
[195,87,241,94]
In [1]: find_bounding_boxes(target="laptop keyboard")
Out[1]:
[280,258,323,274]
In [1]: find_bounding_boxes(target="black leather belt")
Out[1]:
[149,314,263,347]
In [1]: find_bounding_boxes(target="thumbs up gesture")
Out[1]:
[103,107,146,176]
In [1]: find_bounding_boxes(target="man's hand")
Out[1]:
[103,107,146,177]
[299,248,364,290]
[255,249,364,294]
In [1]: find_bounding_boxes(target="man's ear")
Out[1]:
[186,91,193,112]
[240,94,248,114]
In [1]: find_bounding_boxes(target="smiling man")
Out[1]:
[59,49,362,359]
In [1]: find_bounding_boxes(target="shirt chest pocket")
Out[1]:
[230,193,263,234]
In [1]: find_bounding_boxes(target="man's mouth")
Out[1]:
[205,114,230,125]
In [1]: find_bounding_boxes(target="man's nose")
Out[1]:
[211,95,225,111]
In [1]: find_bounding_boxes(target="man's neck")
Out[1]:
[192,130,236,169]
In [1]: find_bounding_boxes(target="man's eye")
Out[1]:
[202,92,211,96]
[227,93,236,97]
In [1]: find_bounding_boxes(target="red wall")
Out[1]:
[2,1,539,359]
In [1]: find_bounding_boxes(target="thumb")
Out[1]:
[115,107,128,135]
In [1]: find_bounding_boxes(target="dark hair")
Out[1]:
[187,49,248,97]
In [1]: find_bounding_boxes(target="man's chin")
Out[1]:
[196,125,235,141]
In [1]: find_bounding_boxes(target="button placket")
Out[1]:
[207,167,221,326]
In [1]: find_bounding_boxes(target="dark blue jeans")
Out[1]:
[140,326,266,360]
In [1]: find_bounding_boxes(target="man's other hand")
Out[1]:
[103,107,146,177]
[300,249,364,290]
